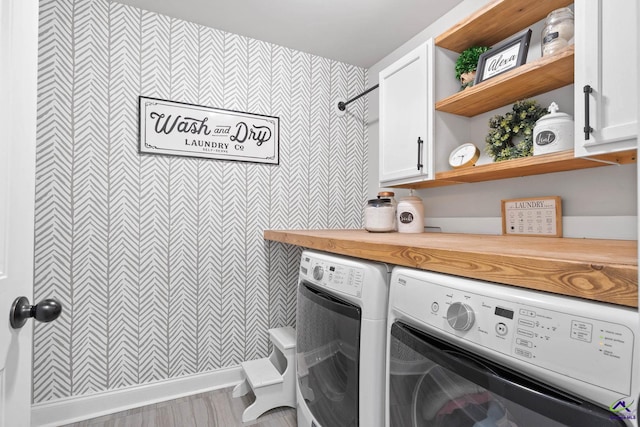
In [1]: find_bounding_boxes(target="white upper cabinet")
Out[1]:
[379,39,434,186]
[574,0,638,156]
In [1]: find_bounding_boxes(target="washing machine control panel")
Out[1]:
[392,272,636,397]
[302,258,364,298]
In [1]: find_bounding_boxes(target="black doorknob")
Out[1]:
[10,297,62,329]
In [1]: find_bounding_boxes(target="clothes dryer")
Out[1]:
[296,250,391,427]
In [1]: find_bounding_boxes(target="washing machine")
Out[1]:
[386,266,639,427]
[296,250,391,427]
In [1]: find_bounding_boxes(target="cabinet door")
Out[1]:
[574,0,638,156]
[379,40,433,185]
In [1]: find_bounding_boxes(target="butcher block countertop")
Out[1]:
[264,229,638,308]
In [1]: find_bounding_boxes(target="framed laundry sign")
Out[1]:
[501,196,562,237]
[139,96,279,164]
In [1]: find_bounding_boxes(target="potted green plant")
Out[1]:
[455,46,490,90]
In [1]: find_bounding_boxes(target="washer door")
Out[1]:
[388,322,627,427]
[296,282,362,427]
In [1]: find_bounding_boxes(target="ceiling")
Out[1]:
[113,0,463,68]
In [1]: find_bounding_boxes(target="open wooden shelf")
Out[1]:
[435,0,573,53]
[388,0,635,194]
[393,148,637,189]
[435,45,574,117]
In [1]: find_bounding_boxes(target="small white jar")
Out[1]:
[364,198,395,232]
[397,192,424,233]
[533,102,574,155]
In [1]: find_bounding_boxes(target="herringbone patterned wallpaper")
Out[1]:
[34,0,367,402]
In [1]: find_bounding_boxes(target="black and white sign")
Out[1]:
[475,29,532,84]
[139,96,279,164]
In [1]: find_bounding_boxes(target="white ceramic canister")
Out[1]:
[397,191,424,233]
[533,102,574,155]
[364,198,396,232]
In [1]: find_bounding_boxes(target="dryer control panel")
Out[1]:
[300,255,365,298]
[391,269,636,398]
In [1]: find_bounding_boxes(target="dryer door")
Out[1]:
[388,322,627,427]
[296,282,362,427]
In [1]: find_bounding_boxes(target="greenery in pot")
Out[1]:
[455,46,490,90]
[486,99,549,162]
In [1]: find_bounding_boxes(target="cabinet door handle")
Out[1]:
[416,137,423,170]
[583,85,593,140]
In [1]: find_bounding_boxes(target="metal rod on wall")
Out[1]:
[337,84,379,111]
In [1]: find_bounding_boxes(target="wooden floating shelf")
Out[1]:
[435,0,574,53]
[394,149,637,189]
[435,46,575,117]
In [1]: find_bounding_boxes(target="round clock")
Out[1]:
[449,143,480,169]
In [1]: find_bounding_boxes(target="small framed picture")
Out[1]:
[475,29,532,84]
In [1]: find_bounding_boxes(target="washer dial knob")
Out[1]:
[446,302,475,331]
[312,265,324,281]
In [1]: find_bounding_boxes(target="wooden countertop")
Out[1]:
[264,229,638,308]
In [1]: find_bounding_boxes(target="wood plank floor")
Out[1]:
[61,387,297,427]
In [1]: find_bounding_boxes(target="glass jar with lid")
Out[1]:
[364,198,396,232]
[541,7,574,57]
[377,191,397,230]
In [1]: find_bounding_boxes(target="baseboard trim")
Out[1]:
[31,366,243,427]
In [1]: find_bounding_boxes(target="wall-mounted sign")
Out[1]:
[139,96,279,164]
[501,196,562,237]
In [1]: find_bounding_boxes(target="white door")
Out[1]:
[574,0,638,157]
[0,0,39,426]
[379,39,434,186]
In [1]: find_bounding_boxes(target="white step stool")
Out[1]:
[232,326,296,422]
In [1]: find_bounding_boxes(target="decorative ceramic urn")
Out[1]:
[533,102,574,155]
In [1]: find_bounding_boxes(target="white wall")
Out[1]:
[367,0,637,238]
